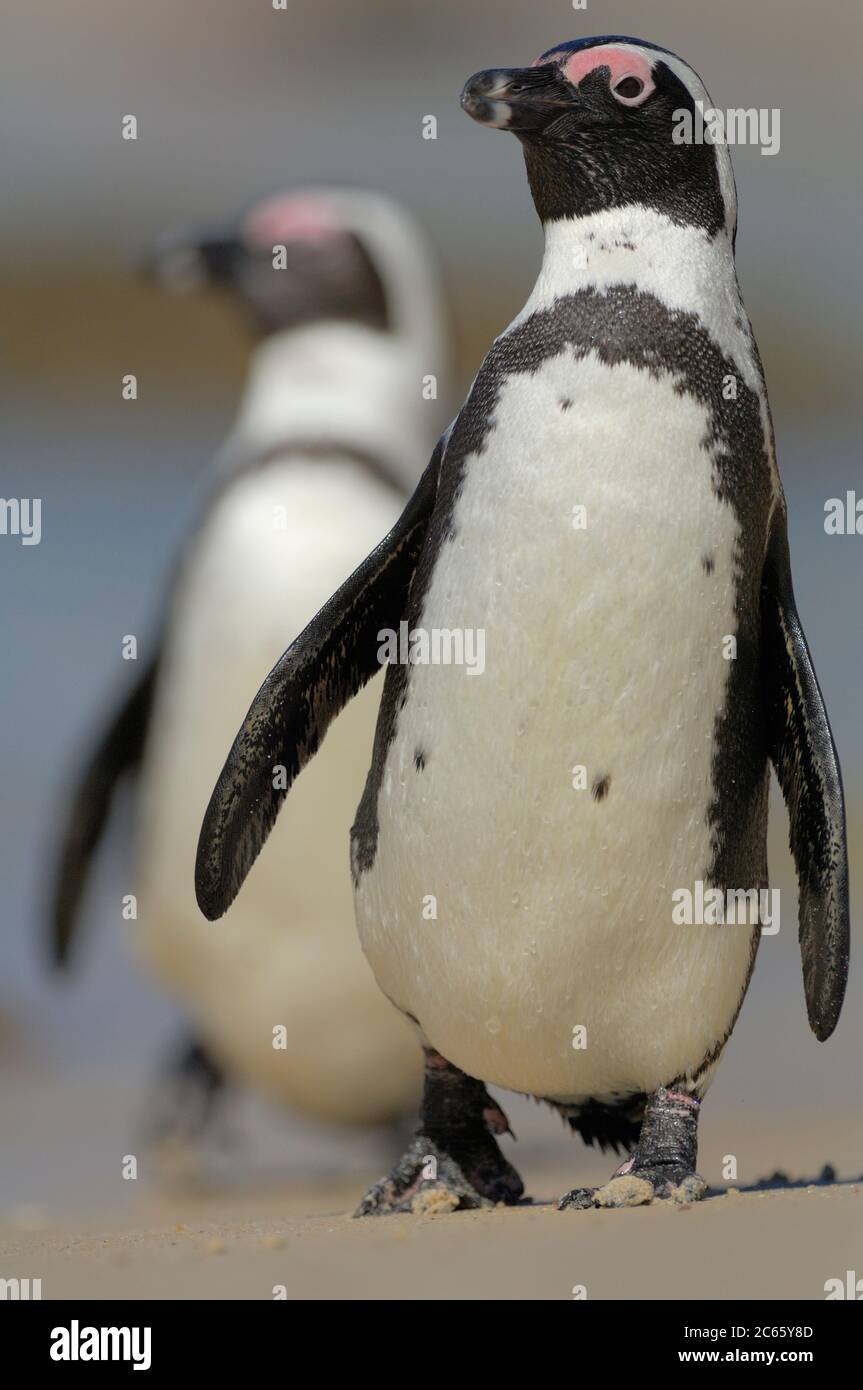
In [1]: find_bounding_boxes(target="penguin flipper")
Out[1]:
[195,438,445,922]
[761,511,849,1040]
[51,654,160,966]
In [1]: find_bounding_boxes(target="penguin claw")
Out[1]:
[557,1186,597,1210]
[353,1133,524,1217]
[558,1169,707,1210]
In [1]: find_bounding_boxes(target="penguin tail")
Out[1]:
[546,1096,646,1155]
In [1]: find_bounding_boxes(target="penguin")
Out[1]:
[194,40,849,1213]
[52,187,450,1141]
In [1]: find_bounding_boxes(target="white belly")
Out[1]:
[136,458,420,1124]
[357,351,757,1101]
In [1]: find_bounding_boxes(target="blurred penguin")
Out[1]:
[52,188,449,1155]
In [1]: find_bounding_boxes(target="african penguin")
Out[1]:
[195,41,849,1213]
[53,188,450,1137]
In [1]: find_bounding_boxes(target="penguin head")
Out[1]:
[461,36,736,242]
[148,190,393,337]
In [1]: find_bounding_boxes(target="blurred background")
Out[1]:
[1,0,861,1218]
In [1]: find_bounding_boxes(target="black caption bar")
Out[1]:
[6,1299,857,1371]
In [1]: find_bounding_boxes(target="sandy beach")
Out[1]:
[5,1174,861,1302]
[3,1068,861,1301]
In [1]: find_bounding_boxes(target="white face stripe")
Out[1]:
[655,49,738,241]
[544,41,738,242]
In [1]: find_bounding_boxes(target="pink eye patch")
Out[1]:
[243,195,342,250]
[537,45,655,101]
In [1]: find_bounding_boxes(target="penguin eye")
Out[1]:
[612,75,646,104]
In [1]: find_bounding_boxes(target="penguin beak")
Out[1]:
[461,65,572,135]
[143,228,239,292]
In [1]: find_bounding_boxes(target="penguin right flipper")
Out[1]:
[761,511,850,1041]
[195,435,446,923]
[51,654,160,966]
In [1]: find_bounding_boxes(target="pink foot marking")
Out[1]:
[664,1090,701,1108]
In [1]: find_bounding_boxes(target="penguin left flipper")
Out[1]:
[195,434,446,923]
[761,510,850,1040]
[50,653,161,966]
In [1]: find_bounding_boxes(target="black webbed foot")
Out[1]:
[559,1086,706,1210]
[355,1131,523,1215]
[354,1048,524,1217]
[141,1034,229,1182]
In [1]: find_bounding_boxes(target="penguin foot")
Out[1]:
[141,1034,228,1181]
[354,1131,524,1216]
[354,1047,524,1217]
[558,1084,706,1210]
[558,1167,707,1210]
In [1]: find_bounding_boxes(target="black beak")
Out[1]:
[460,64,572,134]
[143,227,240,291]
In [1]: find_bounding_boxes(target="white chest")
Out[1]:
[356,350,757,1101]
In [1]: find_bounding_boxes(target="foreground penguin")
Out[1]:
[195,40,849,1213]
[53,188,449,1136]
